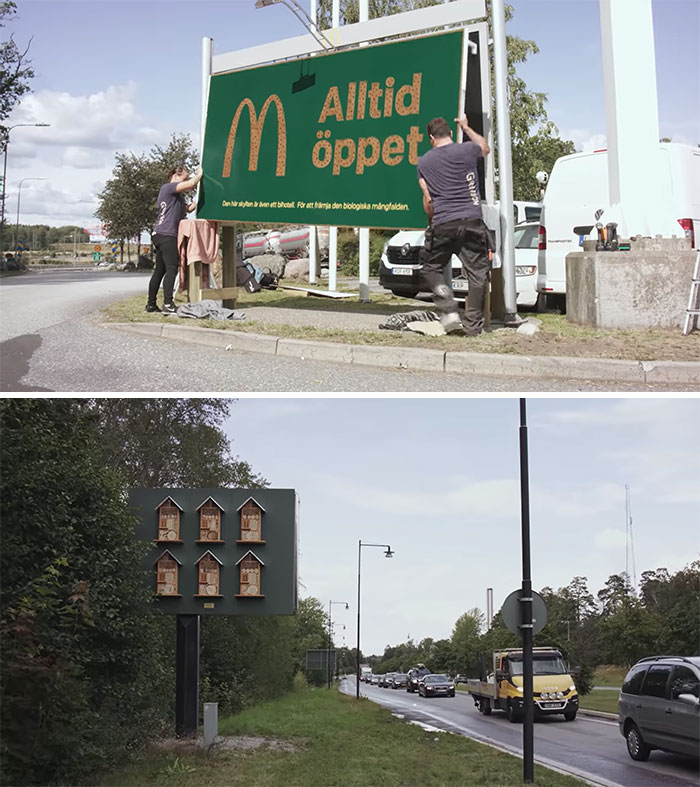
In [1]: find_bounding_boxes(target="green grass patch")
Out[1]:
[101,288,700,362]
[579,691,619,715]
[593,665,626,687]
[102,688,585,786]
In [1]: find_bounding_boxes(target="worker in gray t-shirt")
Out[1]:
[146,165,203,314]
[417,115,491,336]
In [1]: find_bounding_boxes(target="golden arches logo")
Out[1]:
[222,95,287,178]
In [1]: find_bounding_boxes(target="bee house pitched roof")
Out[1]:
[196,497,225,511]
[154,549,182,565]
[236,496,266,513]
[235,550,265,567]
[195,550,224,565]
[155,496,184,511]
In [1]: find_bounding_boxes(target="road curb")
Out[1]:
[578,709,617,720]
[107,322,700,385]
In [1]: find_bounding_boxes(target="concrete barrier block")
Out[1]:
[351,344,445,372]
[566,245,696,329]
[277,338,351,363]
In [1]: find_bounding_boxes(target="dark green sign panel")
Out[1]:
[198,30,464,229]
[130,488,298,616]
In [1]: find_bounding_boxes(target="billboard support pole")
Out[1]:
[308,0,319,287]
[324,0,341,290]
[357,0,370,303]
[175,614,200,737]
[491,0,520,324]
[198,38,213,219]
[222,224,237,309]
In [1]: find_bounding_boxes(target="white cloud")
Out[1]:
[12,84,161,151]
[4,83,189,228]
[317,475,521,519]
[594,528,627,550]
[63,147,108,169]
[560,128,607,152]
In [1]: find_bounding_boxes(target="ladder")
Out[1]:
[682,250,700,336]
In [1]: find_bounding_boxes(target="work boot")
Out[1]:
[441,312,464,335]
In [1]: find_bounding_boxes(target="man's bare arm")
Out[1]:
[455,115,490,157]
[418,177,434,222]
[175,167,203,194]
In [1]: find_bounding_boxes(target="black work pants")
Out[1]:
[420,217,491,334]
[148,233,179,306]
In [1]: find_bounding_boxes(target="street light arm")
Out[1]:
[255,0,334,50]
[282,0,334,49]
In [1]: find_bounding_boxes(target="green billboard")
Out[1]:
[198,30,464,229]
[130,488,298,616]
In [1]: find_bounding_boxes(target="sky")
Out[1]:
[3,0,699,232]
[223,396,700,656]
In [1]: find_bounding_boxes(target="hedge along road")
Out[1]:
[342,679,700,787]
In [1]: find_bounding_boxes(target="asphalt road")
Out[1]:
[342,679,699,787]
[1,268,696,393]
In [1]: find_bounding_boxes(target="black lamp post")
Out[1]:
[519,398,534,783]
[327,600,349,689]
[356,541,394,699]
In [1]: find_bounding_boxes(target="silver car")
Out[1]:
[619,655,700,761]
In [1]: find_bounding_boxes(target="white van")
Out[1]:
[537,144,700,311]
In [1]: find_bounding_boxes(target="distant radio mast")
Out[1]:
[625,484,637,590]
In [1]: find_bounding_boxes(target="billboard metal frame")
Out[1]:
[199,0,495,305]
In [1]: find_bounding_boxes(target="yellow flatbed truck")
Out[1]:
[466,647,579,722]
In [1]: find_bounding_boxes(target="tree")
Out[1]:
[292,596,331,684]
[639,561,700,655]
[96,134,199,256]
[451,608,484,675]
[597,573,635,617]
[82,398,267,489]
[0,400,172,785]
[0,2,34,134]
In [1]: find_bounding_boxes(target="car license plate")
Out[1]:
[452,279,469,291]
[392,266,414,276]
[541,702,564,709]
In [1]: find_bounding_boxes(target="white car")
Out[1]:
[512,221,539,308]
[378,219,538,309]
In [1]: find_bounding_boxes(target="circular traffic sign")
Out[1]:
[500,589,547,636]
[94,245,102,252]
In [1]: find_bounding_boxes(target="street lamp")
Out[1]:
[327,600,349,689]
[356,541,394,699]
[1,122,50,251]
[254,0,334,50]
[14,177,46,257]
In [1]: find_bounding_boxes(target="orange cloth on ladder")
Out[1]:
[177,219,220,291]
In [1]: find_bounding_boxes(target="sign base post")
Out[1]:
[175,614,200,738]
